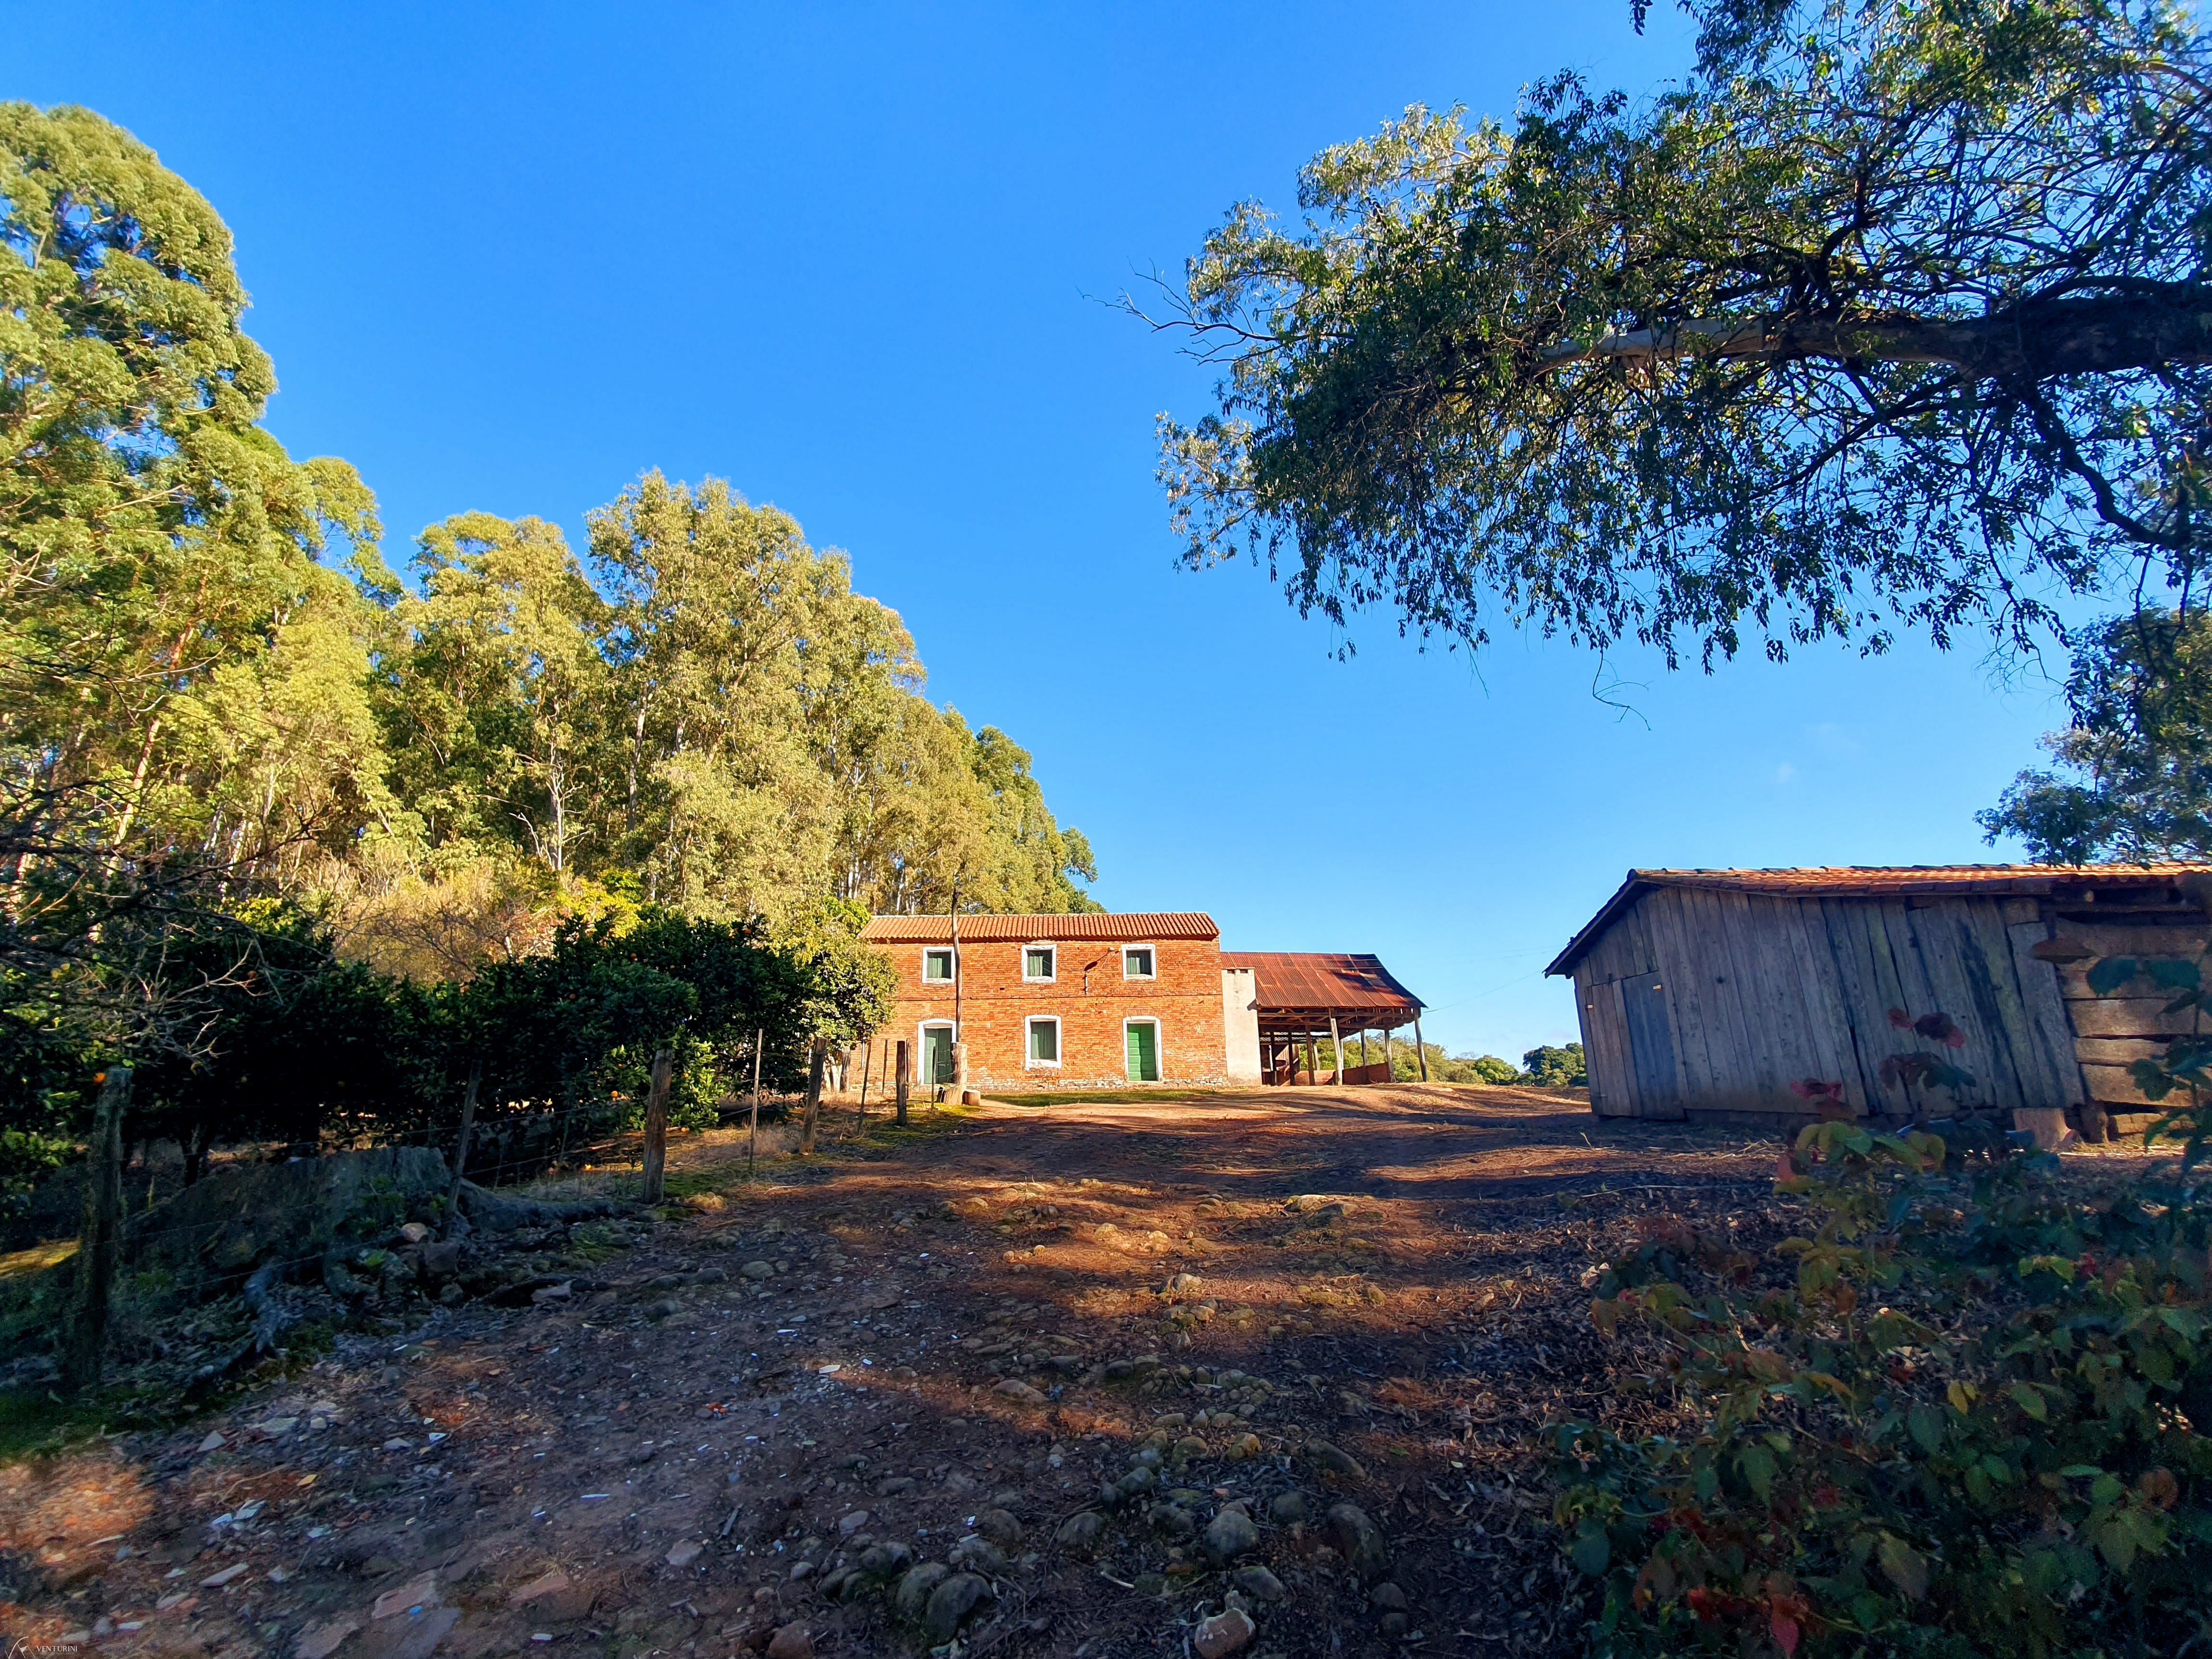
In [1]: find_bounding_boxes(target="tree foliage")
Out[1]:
[0,103,1082,1168]
[1155,0,2212,666]
[1981,609,2212,864]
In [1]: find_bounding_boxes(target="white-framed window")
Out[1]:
[922,947,955,983]
[1023,944,1057,983]
[1123,945,1156,980]
[1123,1016,1161,1082]
[1026,1015,1062,1067]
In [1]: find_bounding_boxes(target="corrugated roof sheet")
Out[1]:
[1546,863,2212,976]
[862,912,1220,943]
[1220,951,1424,1016]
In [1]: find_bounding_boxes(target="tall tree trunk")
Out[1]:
[63,1067,129,1393]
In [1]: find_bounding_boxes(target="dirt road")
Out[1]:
[1,1084,1788,1659]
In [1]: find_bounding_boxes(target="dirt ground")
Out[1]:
[0,1084,2135,1659]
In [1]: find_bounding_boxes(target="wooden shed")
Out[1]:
[1545,864,2210,1130]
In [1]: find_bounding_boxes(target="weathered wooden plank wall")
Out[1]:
[2046,922,2209,1110]
[1571,887,2089,1121]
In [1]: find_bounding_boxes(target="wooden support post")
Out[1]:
[1328,1016,1342,1085]
[1382,1027,1393,1080]
[800,1037,828,1154]
[895,1040,911,1126]
[1359,1029,1370,1070]
[640,1046,673,1203]
[1304,1030,1319,1086]
[63,1065,129,1394]
[747,1029,764,1176]
[443,1058,481,1239]
[1413,1014,1429,1082]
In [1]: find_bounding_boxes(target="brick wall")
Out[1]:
[868,932,1228,1088]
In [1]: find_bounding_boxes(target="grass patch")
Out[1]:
[0,1237,76,1283]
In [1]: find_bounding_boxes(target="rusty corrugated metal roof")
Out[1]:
[863,912,1219,943]
[1220,951,1423,1017]
[1546,863,2212,977]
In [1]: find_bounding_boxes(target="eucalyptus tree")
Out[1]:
[1154,0,2212,667]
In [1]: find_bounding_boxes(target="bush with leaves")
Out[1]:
[1554,1080,2211,1657]
[1524,1042,1589,1088]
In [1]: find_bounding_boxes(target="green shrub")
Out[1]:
[1554,1105,2211,1657]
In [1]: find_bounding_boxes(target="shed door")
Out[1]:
[1619,972,1685,1119]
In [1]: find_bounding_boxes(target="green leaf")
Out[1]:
[2008,1381,2048,1421]
[1739,1443,1778,1502]
[1878,1533,1929,1600]
[1908,1405,1944,1454]
[2088,957,2141,996]
[2148,959,2202,991]
[1570,1523,1611,1576]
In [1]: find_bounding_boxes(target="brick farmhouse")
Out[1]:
[858,912,1425,1091]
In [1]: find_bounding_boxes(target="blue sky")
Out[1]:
[16,2,2082,1059]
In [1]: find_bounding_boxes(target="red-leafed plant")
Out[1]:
[1554,1011,2212,1658]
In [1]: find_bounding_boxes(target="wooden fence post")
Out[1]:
[748,1028,764,1176]
[857,1040,874,1126]
[894,1039,911,1126]
[1413,1014,1429,1082]
[800,1037,828,1154]
[63,1065,130,1394]
[640,1047,673,1203]
[443,1059,481,1239]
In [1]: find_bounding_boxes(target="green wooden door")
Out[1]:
[1125,1022,1159,1082]
[923,1027,954,1085]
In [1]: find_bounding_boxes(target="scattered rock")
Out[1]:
[1233,1564,1286,1602]
[837,1510,871,1537]
[950,1535,1007,1573]
[876,1476,916,1496]
[1370,1583,1408,1611]
[977,1508,1023,1547]
[1379,1611,1410,1637]
[1054,1511,1106,1552]
[1149,1503,1196,1538]
[397,1222,433,1245]
[200,1564,249,1589]
[295,1618,358,1659]
[893,1562,951,1619]
[742,1261,777,1280]
[1171,1434,1208,1464]
[1269,1492,1310,1525]
[370,1574,438,1620]
[1306,1439,1366,1481]
[857,1541,914,1577]
[1203,1508,1260,1563]
[1227,1432,1262,1460]
[765,1623,813,1659]
[508,1570,571,1605]
[1193,1605,1257,1658]
[1327,1503,1389,1581]
[196,1431,226,1454]
[992,1378,1047,1406]
[665,1540,702,1568]
[923,1572,994,1640]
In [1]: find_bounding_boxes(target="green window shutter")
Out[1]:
[1031,1021,1057,1062]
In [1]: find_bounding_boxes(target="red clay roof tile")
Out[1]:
[862,912,1219,943]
